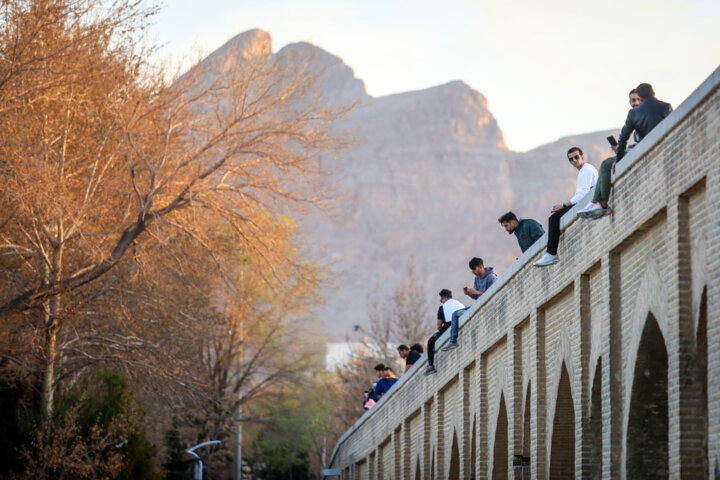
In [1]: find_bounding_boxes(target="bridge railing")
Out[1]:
[328,64,720,472]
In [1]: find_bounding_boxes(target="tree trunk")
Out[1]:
[40,240,64,420]
[41,317,59,419]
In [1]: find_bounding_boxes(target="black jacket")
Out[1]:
[617,97,673,160]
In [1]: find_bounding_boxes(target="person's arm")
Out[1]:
[529,221,545,241]
[464,286,480,299]
[570,167,595,205]
[616,109,635,161]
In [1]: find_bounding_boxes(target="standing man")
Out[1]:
[497,211,545,253]
[442,258,497,351]
[424,289,464,375]
[534,147,598,267]
[397,344,421,373]
[578,84,672,219]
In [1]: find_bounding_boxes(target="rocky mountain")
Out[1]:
[191,30,617,338]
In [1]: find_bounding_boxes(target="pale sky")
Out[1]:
[151,0,720,151]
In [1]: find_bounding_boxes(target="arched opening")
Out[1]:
[626,314,668,478]
[448,429,460,479]
[492,393,508,480]
[550,362,575,479]
[697,287,709,477]
[470,415,477,480]
[523,382,531,458]
[589,358,602,479]
[415,457,421,480]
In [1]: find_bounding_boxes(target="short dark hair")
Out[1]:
[397,344,409,352]
[567,146,583,156]
[629,88,637,96]
[374,363,386,371]
[439,289,452,298]
[636,83,654,99]
[384,366,393,372]
[411,343,424,354]
[498,211,518,224]
[469,257,484,269]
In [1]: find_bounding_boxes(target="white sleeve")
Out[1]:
[570,165,598,205]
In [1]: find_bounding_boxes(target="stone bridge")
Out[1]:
[327,66,720,479]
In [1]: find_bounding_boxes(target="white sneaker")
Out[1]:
[534,253,559,267]
[577,202,603,219]
[588,206,613,220]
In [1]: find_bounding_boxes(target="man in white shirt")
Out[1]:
[534,147,598,267]
[424,289,464,375]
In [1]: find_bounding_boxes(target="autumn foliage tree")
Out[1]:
[0,0,347,474]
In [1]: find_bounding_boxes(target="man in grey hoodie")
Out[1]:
[442,257,497,351]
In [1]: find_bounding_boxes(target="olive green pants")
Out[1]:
[593,156,615,204]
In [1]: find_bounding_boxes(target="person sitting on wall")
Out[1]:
[534,147,598,267]
[498,211,545,253]
[424,289,465,375]
[442,258,497,351]
[410,343,424,354]
[398,344,421,373]
[578,83,672,220]
[374,363,397,399]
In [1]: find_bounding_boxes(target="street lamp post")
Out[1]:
[187,440,222,480]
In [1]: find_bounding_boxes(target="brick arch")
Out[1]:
[549,362,575,479]
[626,314,668,479]
[448,429,460,480]
[492,393,508,480]
[548,352,576,424]
[588,357,602,479]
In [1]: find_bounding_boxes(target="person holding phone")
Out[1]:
[578,84,671,220]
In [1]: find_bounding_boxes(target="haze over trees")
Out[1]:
[0,0,347,477]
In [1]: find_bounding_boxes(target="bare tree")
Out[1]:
[392,259,432,348]
[329,258,434,434]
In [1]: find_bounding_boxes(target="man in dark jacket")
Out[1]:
[578,88,644,219]
[498,211,545,253]
[616,83,672,161]
[579,83,672,220]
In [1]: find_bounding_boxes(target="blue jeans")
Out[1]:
[449,307,470,343]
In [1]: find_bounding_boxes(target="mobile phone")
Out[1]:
[607,135,618,147]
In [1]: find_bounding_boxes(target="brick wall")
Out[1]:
[329,66,720,479]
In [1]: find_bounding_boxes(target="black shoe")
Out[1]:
[424,366,437,375]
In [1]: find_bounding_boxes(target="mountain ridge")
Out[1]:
[187,30,618,338]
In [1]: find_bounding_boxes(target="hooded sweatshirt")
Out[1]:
[469,267,497,300]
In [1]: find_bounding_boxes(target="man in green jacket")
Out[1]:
[498,212,545,253]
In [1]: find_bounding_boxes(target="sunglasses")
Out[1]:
[568,154,581,162]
